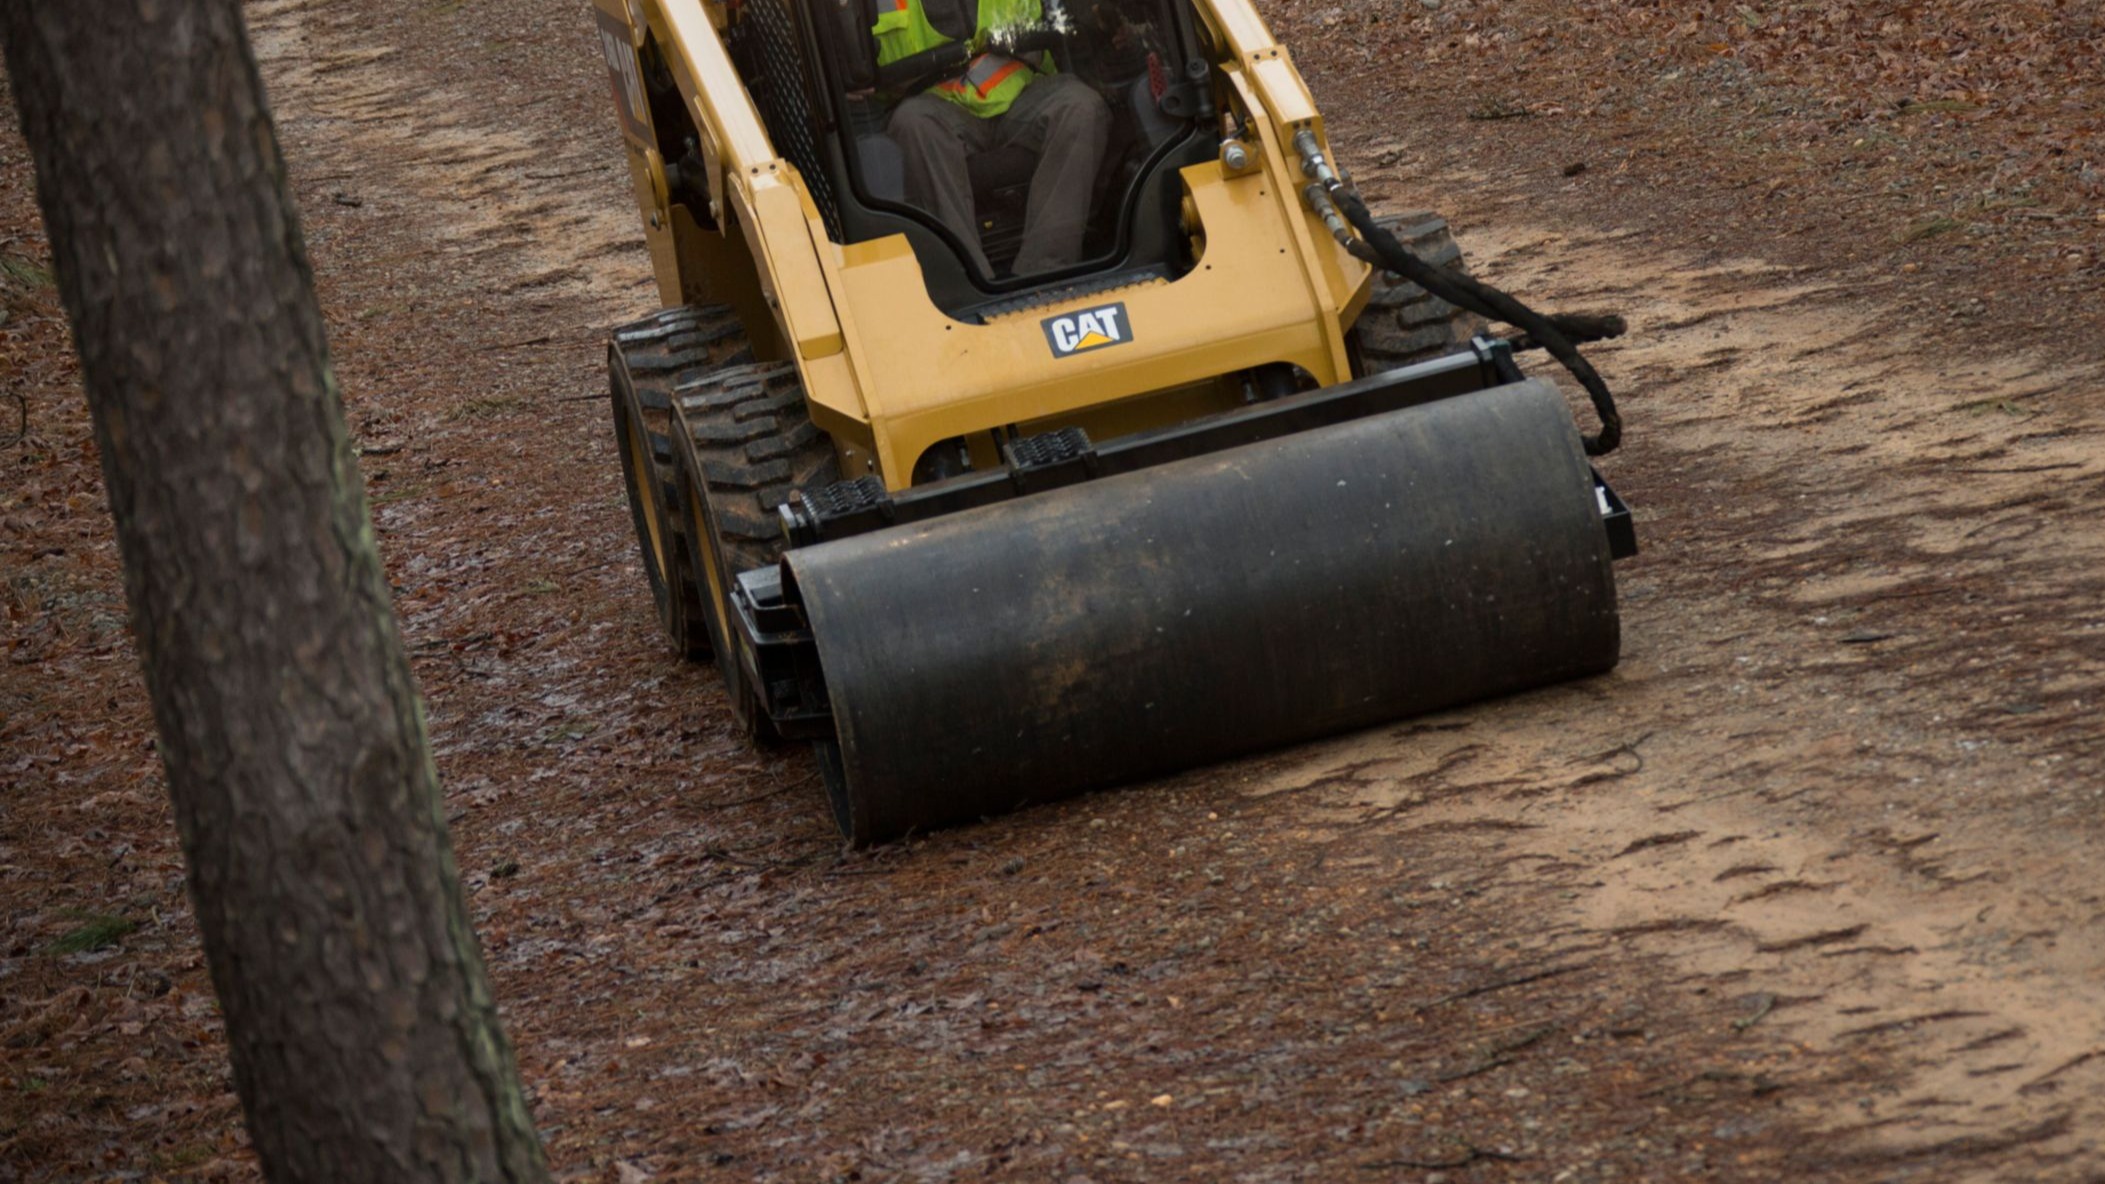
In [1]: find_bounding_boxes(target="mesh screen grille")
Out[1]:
[730,0,843,242]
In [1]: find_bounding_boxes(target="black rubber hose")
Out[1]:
[1332,190,1622,455]
[1507,311,1626,351]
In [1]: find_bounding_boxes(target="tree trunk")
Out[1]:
[0,3,548,1181]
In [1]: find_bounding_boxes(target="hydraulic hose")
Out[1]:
[1294,131,1623,456]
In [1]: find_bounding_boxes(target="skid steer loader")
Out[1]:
[592,0,1637,843]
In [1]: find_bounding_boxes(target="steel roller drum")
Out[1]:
[788,378,1620,843]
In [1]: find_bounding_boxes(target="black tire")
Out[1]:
[670,361,839,738]
[608,305,754,660]
[1347,211,1486,377]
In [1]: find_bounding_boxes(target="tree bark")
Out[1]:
[0,3,548,1181]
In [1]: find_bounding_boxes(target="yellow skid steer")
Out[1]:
[593,0,1636,842]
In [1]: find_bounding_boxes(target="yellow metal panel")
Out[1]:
[1249,51,1319,131]
[834,162,1345,485]
[634,152,683,307]
[744,176,844,360]
[798,351,871,450]
[797,230,913,439]
[828,233,918,420]
[1202,0,1324,134]
[1223,66,1358,380]
[1200,0,1279,62]
[647,0,774,173]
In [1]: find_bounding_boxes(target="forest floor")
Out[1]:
[4,1,2102,1180]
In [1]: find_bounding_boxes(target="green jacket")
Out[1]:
[873,0,1044,118]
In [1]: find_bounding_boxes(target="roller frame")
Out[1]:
[728,337,1636,749]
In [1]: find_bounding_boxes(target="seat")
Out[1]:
[851,108,1036,206]
[851,104,1039,273]
[965,143,1038,271]
[967,143,1037,202]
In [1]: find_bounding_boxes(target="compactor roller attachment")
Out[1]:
[788,377,1620,844]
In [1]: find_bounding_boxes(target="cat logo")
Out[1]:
[1041,302,1132,359]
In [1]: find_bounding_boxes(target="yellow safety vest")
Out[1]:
[873,0,1043,118]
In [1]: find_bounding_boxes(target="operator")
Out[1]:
[874,0,1111,277]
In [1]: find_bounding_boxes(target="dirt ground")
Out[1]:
[4,0,2102,1180]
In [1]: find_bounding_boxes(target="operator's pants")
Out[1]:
[888,73,1112,277]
